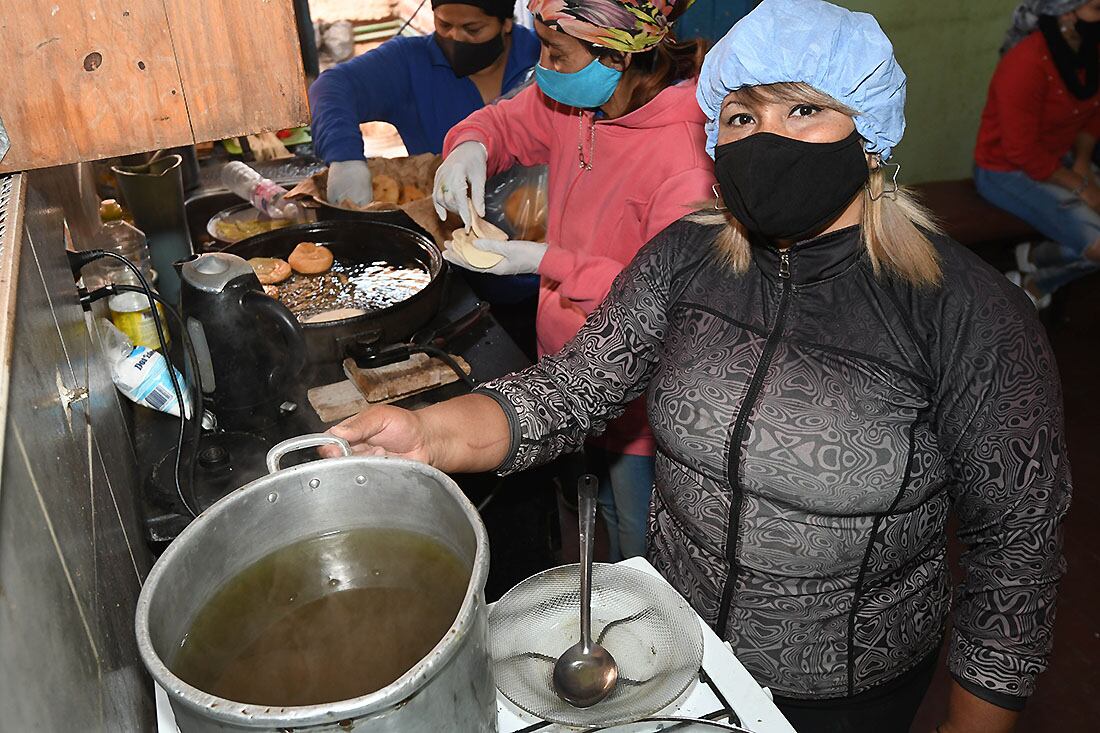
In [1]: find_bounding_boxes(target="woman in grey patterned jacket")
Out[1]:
[324,1,1071,731]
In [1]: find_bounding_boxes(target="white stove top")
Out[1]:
[156,558,795,732]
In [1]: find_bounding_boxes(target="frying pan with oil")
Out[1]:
[223,220,446,364]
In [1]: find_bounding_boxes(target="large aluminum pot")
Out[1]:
[135,434,496,732]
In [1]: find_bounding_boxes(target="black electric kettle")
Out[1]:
[178,253,307,430]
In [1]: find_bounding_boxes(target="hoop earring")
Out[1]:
[712,183,728,211]
[869,160,901,201]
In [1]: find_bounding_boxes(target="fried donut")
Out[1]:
[287,242,335,274]
[372,174,401,204]
[399,182,427,204]
[262,284,279,298]
[248,257,292,284]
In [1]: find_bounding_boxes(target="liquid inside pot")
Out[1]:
[171,527,470,706]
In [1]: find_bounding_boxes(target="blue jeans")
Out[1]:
[589,450,655,562]
[974,164,1100,294]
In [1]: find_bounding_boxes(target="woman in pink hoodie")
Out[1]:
[433,0,715,561]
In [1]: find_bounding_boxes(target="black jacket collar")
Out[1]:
[752,225,864,286]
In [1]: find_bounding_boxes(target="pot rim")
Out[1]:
[134,454,490,727]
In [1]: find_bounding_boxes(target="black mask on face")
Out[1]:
[434,32,504,78]
[1078,17,1100,42]
[713,130,870,242]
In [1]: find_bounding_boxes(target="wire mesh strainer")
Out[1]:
[490,563,705,728]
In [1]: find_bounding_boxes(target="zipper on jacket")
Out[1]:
[714,252,793,638]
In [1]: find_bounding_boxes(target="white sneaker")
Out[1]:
[1014,243,1037,274]
[1005,270,1052,310]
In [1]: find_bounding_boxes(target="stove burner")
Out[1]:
[146,430,271,544]
[198,444,231,471]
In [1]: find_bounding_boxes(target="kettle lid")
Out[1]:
[182,253,254,293]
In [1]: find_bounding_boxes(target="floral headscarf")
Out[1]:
[527,0,696,53]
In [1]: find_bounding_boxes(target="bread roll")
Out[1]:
[504,184,548,241]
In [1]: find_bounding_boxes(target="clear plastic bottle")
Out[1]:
[82,199,156,289]
[220,161,303,219]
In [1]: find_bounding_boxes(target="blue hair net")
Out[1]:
[696,0,907,160]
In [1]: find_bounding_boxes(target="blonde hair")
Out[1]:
[693,83,942,287]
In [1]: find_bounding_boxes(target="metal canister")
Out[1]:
[109,291,170,350]
[135,434,497,732]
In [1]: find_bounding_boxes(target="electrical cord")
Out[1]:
[410,344,476,389]
[111,281,204,517]
[70,250,199,517]
[95,284,205,518]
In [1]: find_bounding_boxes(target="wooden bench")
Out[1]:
[911,178,1041,271]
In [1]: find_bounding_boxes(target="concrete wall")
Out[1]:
[839,1,1011,184]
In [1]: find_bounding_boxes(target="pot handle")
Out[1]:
[266,433,351,474]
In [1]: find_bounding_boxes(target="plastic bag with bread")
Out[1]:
[484,164,549,242]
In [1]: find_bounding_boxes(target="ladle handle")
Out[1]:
[578,473,599,651]
[266,433,351,473]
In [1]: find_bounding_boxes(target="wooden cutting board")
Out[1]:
[308,353,471,423]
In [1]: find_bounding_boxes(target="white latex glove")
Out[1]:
[327,160,373,208]
[443,238,547,276]
[433,141,488,227]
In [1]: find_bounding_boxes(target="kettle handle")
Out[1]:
[242,289,307,389]
[266,433,352,473]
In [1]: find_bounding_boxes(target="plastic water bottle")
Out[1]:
[220,161,303,219]
[81,199,156,290]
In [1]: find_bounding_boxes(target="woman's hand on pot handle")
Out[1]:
[323,405,431,462]
[321,394,512,474]
[433,141,488,227]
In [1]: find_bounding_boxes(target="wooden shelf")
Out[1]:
[0,0,309,173]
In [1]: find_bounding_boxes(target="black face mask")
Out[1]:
[1077,17,1100,42]
[713,130,870,242]
[435,32,504,78]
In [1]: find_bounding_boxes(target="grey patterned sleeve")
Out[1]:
[935,263,1072,707]
[476,223,692,474]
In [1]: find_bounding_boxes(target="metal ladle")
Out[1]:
[552,474,619,707]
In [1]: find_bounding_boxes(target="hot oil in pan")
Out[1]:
[276,258,432,320]
[171,527,470,706]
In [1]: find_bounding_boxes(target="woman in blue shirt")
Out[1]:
[309,0,540,207]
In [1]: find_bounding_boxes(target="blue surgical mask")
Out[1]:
[535,59,622,109]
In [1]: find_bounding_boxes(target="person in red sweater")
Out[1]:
[975,0,1100,306]
[432,0,716,561]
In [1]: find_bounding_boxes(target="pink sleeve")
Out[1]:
[443,85,557,175]
[538,167,716,314]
